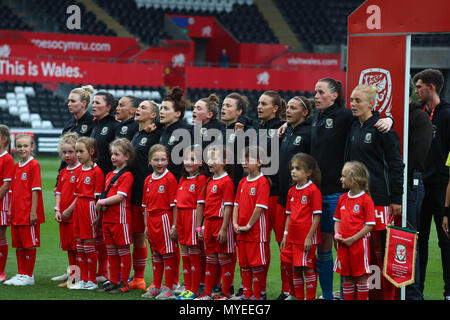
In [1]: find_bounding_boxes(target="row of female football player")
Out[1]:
[0,77,404,300]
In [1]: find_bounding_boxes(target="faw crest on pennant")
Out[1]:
[359,68,392,117]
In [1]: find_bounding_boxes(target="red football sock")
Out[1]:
[357,282,370,300]
[16,248,25,275]
[281,260,291,294]
[173,244,180,286]
[0,237,8,274]
[252,266,264,300]
[262,245,271,293]
[24,247,36,277]
[304,270,317,300]
[205,255,219,296]
[106,247,120,284]
[181,250,191,291]
[342,283,355,300]
[163,253,176,289]
[188,246,201,295]
[95,236,108,278]
[118,246,132,284]
[151,253,164,289]
[240,267,253,298]
[76,241,87,281]
[84,242,97,283]
[284,263,296,296]
[219,256,233,298]
[132,244,147,279]
[293,270,305,300]
[68,250,77,268]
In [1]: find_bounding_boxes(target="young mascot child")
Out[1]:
[68,137,104,290]
[232,146,270,300]
[196,145,235,300]
[333,161,376,300]
[0,125,14,282]
[280,153,322,300]
[5,133,45,286]
[54,132,82,286]
[141,144,178,299]
[175,145,209,300]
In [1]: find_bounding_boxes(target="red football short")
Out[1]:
[147,211,175,255]
[0,211,10,226]
[334,235,371,277]
[203,217,235,255]
[177,208,198,247]
[59,222,75,251]
[237,240,269,268]
[103,222,132,247]
[131,204,145,234]
[73,198,97,240]
[11,224,40,248]
[280,242,316,269]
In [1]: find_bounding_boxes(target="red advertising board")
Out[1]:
[0,30,140,60]
[133,40,195,67]
[0,58,164,86]
[239,43,289,65]
[346,35,408,148]
[185,66,345,91]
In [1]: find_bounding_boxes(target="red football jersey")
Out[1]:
[334,191,376,238]
[10,157,45,225]
[74,164,105,199]
[142,169,177,214]
[103,170,134,224]
[285,181,322,245]
[55,163,82,223]
[234,173,270,242]
[0,151,14,213]
[198,172,235,219]
[175,174,208,209]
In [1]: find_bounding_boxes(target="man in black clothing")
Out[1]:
[413,69,450,300]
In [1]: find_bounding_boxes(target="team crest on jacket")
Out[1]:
[120,126,128,134]
[80,124,88,133]
[100,126,108,135]
[325,118,333,128]
[139,137,147,146]
[364,132,372,143]
[158,185,165,193]
[267,129,276,138]
[359,68,392,117]
[293,136,302,145]
[168,135,176,145]
[200,127,208,136]
[353,204,360,213]
[228,133,236,143]
[84,176,91,184]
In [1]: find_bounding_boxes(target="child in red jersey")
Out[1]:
[232,146,270,300]
[4,134,45,286]
[196,145,235,300]
[141,144,178,299]
[280,153,322,300]
[0,125,14,282]
[333,161,375,300]
[95,138,134,293]
[175,145,208,300]
[54,132,82,286]
[68,137,104,290]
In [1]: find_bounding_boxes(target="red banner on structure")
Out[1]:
[271,52,341,71]
[383,226,418,288]
[0,58,164,86]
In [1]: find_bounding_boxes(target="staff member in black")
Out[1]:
[128,99,161,290]
[115,95,139,140]
[90,91,118,176]
[413,69,450,300]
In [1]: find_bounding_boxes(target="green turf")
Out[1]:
[0,157,444,300]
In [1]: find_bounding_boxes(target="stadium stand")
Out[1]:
[0,2,32,31]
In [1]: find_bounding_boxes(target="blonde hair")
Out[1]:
[110,138,135,166]
[58,132,79,157]
[14,133,35,156]
[148,144,169,161]
[0,124,11,153]
[353,84,378,106]
[70,85,95,109]
[343,161,370,195]
[76,136,98,162]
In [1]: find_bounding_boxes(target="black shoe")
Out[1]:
[96,281,118,292]
[276,292,288,300]
[109,281,130,294]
